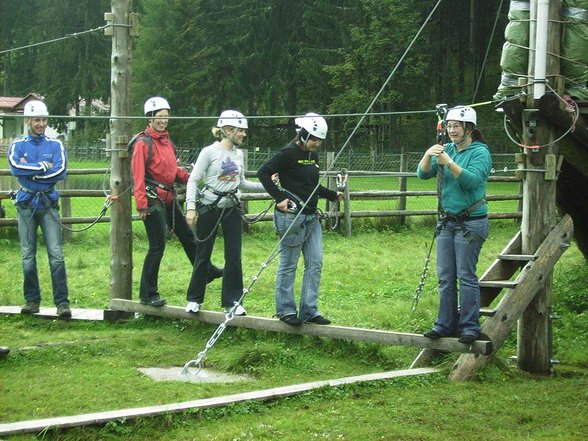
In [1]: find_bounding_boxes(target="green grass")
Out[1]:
[0,220,587,440]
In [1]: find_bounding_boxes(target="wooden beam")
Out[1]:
[498,254,536,261]
[479,231,523,306]
[449,214,573,381]
[109,299,493,355]
[0,367,438,436]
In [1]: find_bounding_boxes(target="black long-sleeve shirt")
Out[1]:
[257,142,337,214]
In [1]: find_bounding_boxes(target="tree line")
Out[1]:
[0,0,513,153]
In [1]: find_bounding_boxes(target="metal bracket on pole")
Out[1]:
[104,13,114,36]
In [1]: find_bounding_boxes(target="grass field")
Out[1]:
[0,217,587,440]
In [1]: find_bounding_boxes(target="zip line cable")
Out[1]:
[180,0,445,375]
[1,109,437,121]
[0,24,126,55]
[472,0,505,103]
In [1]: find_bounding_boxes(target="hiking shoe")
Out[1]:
[225,304,247,316]
[185,302,200,313]
[458,334,477,345]
[279,314,303,326]
[423,329,443,339]
[21,301,40,315]
[306,315,331,325]
[140,295,167,307]
[57,303,72,319]
[206,267,224,284]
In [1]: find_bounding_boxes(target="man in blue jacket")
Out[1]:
[8,100,71,318]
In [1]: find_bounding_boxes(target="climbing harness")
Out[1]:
[182,0,445,374]
[411,199,487,312]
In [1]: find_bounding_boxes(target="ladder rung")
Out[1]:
[479,307,496,317]
[498,254,536,261]
[479,280,518,289]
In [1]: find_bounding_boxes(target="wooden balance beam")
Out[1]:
[109,299,492,355]
[0,367,438,436]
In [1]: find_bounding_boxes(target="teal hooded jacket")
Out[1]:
[417,140,492,216]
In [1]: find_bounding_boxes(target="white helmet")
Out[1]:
[295,112,328,139]
[24,100,49,117]
[446,106,476,125]
[144,96,170,115]
[217,110,248,129]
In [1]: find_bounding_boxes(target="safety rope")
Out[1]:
[181,0,445,375]
[502,86,579,150]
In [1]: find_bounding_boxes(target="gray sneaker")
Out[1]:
[57,303,72,318]
[21,301,40,314]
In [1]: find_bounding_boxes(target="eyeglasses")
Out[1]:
[445,123,463,130]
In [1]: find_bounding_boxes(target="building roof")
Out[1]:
[0,93,43,114]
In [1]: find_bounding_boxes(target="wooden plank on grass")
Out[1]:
[0,306,104,321]
[0,367,438,436]
[109,299,492,355]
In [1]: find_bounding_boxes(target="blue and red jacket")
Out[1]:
[7,134,67,209]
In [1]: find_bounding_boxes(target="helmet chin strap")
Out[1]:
[298,129,311,149]
[221,127,239,147]
[455,128,473,149]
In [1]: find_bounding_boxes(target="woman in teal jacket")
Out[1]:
[417,106,492,345]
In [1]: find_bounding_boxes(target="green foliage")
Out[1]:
[1,1,512,154]
[0,221,587,439]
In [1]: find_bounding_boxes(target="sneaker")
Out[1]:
[458,334,477,344]
[57,303,72,319]
[423,329,443,339]
[140,295,167,307]
[306,315,331,325]
[21,301,40,315]
[279,314,303,326]
[206,266,224,284]
[225,304,247,316]
[185,302,200,313]
[0,346,9,357]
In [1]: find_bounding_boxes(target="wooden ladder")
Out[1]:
[477,230,537,317]
[411,215,573,378]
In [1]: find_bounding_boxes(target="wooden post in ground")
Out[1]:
[398,150,407,226]
[59,177,72,241]
[241,149,250,233]
[517,0,561,374]
[325,152,336,230]
[106,0,135,309]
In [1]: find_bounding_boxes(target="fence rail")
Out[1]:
[0,169,521,235]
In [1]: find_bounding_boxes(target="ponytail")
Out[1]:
[211,127,222,139]
[465,122,486,144]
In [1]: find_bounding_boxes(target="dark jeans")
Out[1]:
[186,206,242,308]
[140,202,200,300]
[17,206,69,306]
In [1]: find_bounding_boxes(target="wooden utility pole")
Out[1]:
[444,0,568,381]
[105,0,136,308]
[518,0,561,373]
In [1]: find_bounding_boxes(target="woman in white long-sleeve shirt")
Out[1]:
[184,110,264,316]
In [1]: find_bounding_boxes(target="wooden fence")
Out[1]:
[0,165,521,237]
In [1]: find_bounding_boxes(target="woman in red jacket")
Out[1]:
[131,97,221,306]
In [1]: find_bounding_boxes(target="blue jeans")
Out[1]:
[16,205,69,306]
[433,217,488,337]
[274,211,323,321]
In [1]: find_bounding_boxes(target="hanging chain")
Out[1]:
[412,105,447,312]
